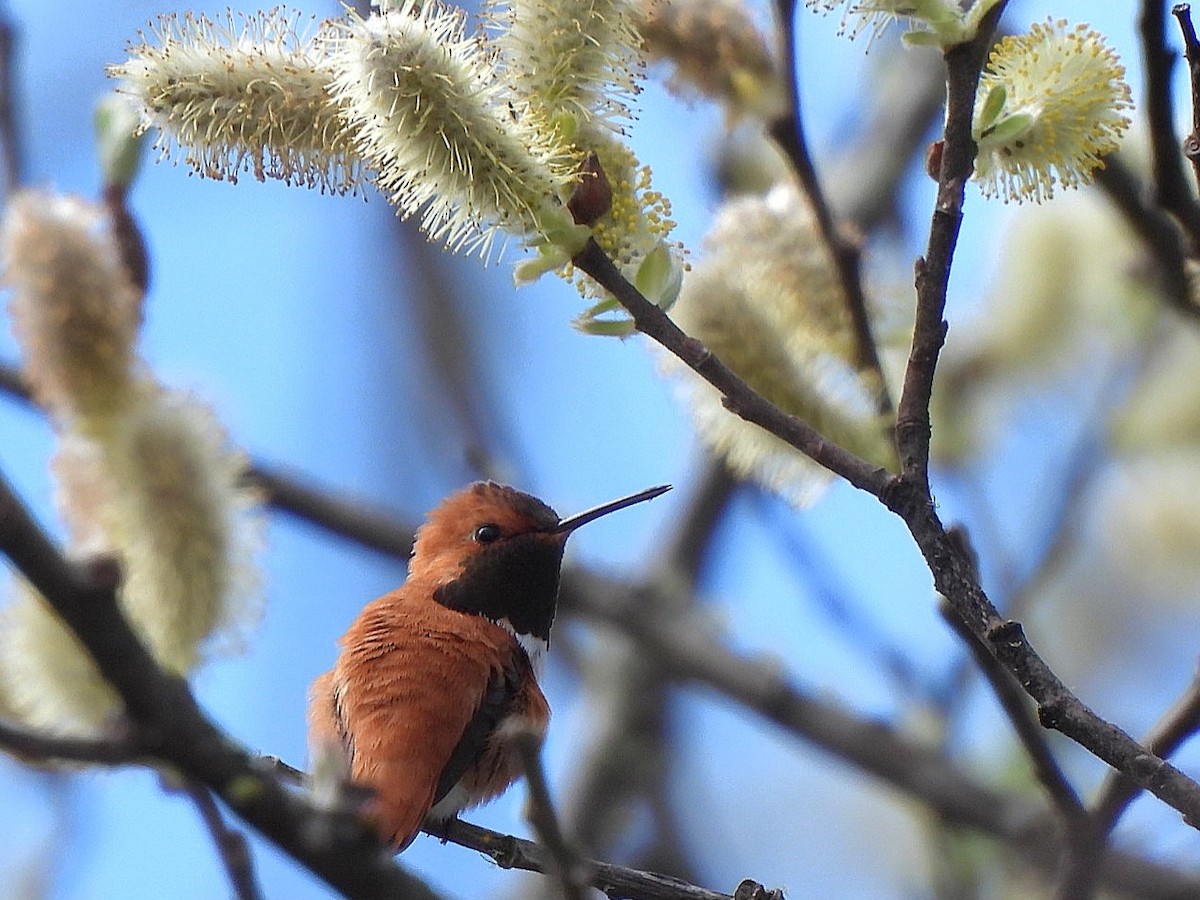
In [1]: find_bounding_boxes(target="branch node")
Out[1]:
[1037,702,1063,729]
[734,878,787,900]
[80,554,123,591]
[985,618,1023,647]
[1132,752,1167,784]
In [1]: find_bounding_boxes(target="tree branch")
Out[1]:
[1171,2,1200,225]
[176,780,264,900]
[0,469,442,900]
[511,727,593,900]
[768,0,892,414]
[1142,0,1200,247]
[0,716,142,766]
[424,817,768,900]
[1055,666,1200,900]
[938,594,1084,823]
[570,239,892,498]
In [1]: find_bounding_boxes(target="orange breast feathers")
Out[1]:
[307,590,550,850]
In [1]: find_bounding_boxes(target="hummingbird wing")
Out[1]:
[324,595,528,849]
[432,662,520,806]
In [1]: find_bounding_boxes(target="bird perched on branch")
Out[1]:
[307,480,670,849]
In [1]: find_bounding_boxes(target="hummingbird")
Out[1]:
[307,480,670,850]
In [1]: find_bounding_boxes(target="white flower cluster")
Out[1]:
[110,1,685,314]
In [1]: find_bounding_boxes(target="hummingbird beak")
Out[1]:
[551,484,671,536]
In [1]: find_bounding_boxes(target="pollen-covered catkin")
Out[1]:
[110,8,366,193]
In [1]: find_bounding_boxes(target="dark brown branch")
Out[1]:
[177,781,264,900]
[1055,668,1200,900]
[1093,158,1196,316]
[886,0,1200,833]
[1172,4,1200,206]
[1094,667,1200,831]
[425,818,757,900]
[890,487,1200,825]
[263,756,774,900]
[242,462,416,559]
[1144,1,1200,247]
[0,12,22,196]
[0,716,142,766]
[511,728,593,900]
[0,710,262,899]
[0,470,442,900]
[571,239,892,498]
[768,0,892,415]
[938,594,1085,823]
[894,17,1002,492]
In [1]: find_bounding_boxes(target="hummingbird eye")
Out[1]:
[473,523,503,544]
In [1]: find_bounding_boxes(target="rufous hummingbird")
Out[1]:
[307,480,670,850]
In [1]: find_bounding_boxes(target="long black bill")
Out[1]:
[552,484,671,535]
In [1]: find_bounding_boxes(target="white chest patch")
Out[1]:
[494,617,548,673]
[428,781,471,822]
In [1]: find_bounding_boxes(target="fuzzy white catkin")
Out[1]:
[668,183,894,504]
[493,0,643,131]
[0,583,123,737]
[101,389,262,674]
[110,8,366,193]
[330,2,578,257]
[0,390,261,733]
[494,0,687,313]
[1,182,262,731]
[3,190,142,427]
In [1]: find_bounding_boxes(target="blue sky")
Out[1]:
[2,2,1196,898]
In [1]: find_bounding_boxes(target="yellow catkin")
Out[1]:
[973,19,1132,202]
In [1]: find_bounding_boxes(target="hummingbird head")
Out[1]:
[413,481,670,651]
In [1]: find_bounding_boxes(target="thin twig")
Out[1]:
[1054,667,1200,900]
[893,15,1004,492]
[571,239,892,498]
[266,755,773,900]
[1094,667,1200,831]
[1143,0,1200,247]
[177,780,264,900]
[768,0,893,415]
[425,818,752,900]
[0,716,142,766]
[1093,151,1196,317]
[511,727,593,900]
[1172,4,1200,204]
[0,10,22,196]
[938,595,1085,824]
